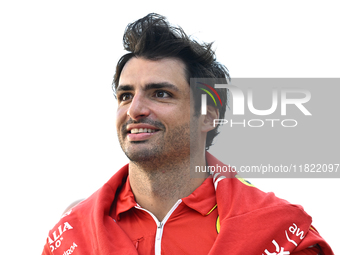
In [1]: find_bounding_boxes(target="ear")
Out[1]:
[200,105,219,133]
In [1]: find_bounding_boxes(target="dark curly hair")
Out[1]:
[113,13,230,150]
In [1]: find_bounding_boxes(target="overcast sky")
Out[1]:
[0,1,339,254]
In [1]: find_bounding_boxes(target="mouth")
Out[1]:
[125,124,161,141]
[129,128,158,134]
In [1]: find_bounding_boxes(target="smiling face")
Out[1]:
[116,57,199,165]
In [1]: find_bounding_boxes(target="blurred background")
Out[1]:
[0,0,339,254]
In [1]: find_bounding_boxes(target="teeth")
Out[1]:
[130,128,156,134]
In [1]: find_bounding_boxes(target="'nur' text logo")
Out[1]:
[201,84,311,116]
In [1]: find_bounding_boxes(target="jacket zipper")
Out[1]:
[135,199,182,255]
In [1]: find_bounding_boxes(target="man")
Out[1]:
[42,13,333,254]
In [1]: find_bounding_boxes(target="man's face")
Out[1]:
[116,57,197,164]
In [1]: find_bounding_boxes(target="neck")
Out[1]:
[128,152,208,222]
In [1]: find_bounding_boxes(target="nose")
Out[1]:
[127,93,151,120]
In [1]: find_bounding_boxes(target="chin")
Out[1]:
[124,147,163,163]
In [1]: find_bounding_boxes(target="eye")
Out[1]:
[154,90,171,98]
[119,93,133,102]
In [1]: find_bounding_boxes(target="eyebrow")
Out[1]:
[117,82,180,92]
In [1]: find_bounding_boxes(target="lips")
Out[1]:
[126,124,161,141]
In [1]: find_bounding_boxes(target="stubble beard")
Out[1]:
[118,122,192,170]
[118,116,202,200]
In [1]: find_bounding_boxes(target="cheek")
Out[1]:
[116,107,127,128]
[166,104,191,125]
[182,101,192,119]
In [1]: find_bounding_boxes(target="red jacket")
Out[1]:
[42,153,333,254]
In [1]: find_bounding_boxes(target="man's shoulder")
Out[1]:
[61,163,130,219]
[42,164,131,255]
[216,174,297,216]
[213,176,335,254]
[207,152,296,212]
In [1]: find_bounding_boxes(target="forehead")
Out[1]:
[118,57,188,89]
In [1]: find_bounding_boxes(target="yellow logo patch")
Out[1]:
[216,216,220,234]
[235,175,255,187]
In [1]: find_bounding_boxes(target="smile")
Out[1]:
[127,129,159,142]
[130,128,157,134]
